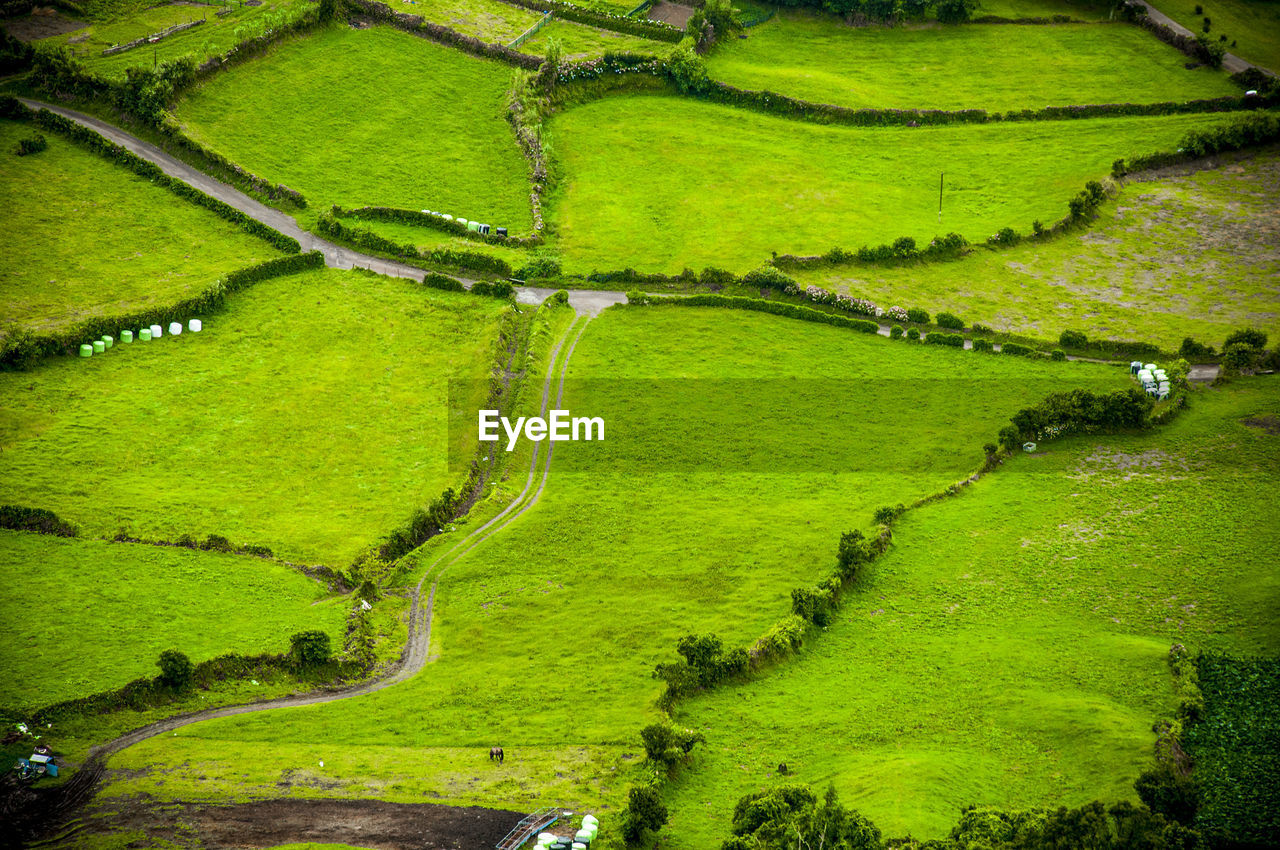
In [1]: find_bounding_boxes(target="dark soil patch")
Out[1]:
[2,9,86,41]
[78,795,525,849]
[647,0,693,27]
[1242,414,1280,435]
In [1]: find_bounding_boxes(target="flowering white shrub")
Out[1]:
[888,306,909,322]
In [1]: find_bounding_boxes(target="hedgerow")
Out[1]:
[334,205,541,247]
[0,505,78,537]
[315,213,513,277]
[626,293,879,334]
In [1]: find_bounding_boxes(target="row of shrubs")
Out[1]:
[110,529,275,559]
[347,0,542,68]
[626,292,880,334]
[997,387,1156,451]
[315,213,514,277]
[4,99,302,254]
[1113,111,1280,177]
[333,205,541,247]
[1,252,324,370]
[11,133,47,156]
[774,232,970,270]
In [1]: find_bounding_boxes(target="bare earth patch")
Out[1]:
[1242,414,1280,435]
[79,794,525,849]
[2,8,86,40]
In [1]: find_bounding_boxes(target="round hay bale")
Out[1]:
[150,324,163,338]
[92,340,105,353]
[102,335,113,348]
[121,330,134,343]
[168,322,183,336]
[79,344,93,357]
[188,319,202,332]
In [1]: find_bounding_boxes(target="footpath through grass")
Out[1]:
[792,147,1280,347]
[663,376,1280,845]
[0,268,507,566]
[0,119,283,337]
[706,11,1238,112]
[547,97,1239,273]
[95,306,1127,825]
[174,24,533,232]
[0,531,345,709]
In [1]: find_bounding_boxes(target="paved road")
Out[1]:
[1136,1,1275,76]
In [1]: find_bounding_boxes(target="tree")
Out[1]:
[837,529,871,578]
[667,42,709,93]
[936,0,978,23]
[1223,328,1268,351]
[1135,766,1198,825]
[999,425,1022,452]
[622,786,668,845]
[726,783,881,849]
[537,37,562,91]
[290,630,332,667]
[640,722,705,768]
[156,649,193,690]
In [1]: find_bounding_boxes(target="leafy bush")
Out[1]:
[514,257,562,279]
[1059,329,1089,348]
[889,324,904,340]
[935,0,978,23]
[156,649,194,690]
[1223,328,1268,350]
[791,585,835,627]
[1194,32,1226,67]
[622,786,669,845]
[667,42,709,93]
[906,307,929,324]
[0,505,77,536]
[998,425,1021,452]
[1001,342,1036,357]
[935,311,964,330]
[873,504,905,524]
[1134,766,1199,826]
[836,529,871,579]
[987,226,1020,247]
[289,631,332,668]
[640,722,705,768]
[1179,337,1214,358]
[421,272,465,293]
[741,266,797,289]
[1051,349,1067,361]
[972,338,994,353]
[907,327,921,340]
[654,633,748,702]
[1009,387,1154,442]
[726,784,881,850]
[12,133,48,156]
[752,615,807,662]
[925,332,964,347]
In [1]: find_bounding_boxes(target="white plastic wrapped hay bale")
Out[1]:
[188,319,202,332]
[102,335,113,348]
[168,322,182,336]
[582,815,598,827]
[150,324,163,338]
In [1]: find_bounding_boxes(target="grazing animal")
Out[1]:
[490,746,504,764]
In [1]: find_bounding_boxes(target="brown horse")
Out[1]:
[489,746,504,764]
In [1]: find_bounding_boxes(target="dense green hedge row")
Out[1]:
[626,292,880,333]
[1114,112,1280,177]
[349,0,542,67]
[335,205,542,247]
[15,104,302,254]
[316,213,514,277]
[0,505,78,537]
[0,253,324,370]
[498,0,682,42]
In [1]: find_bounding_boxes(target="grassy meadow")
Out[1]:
[662,377,1280,844]
[38,0,315,79]
[1159,0,1280,71]
[173,25,533,232]
[0,119,283,336]
[519,19,663,58]
[384,0,542,43]
[792,147,1280,347]
[0,268,507,566]
[547,97,1242,272]
[94,305,1130,820]
[0,531,345,708]
[707,12,1239,111]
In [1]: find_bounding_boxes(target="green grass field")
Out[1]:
[355,217,536,269]
[0,119,283,336]
[39,0,315,80]
[662,376,1280,844]
[706,12,1238,111]
[519,18,663,58]
[1159,0,1280,71]
[791,147,1280,347]
[0,267,507,566]
[384,0,543,43]
[547,96,1242,273]
[93,305,1130,821]
[173,25,534,232]
[0,530,346,708]
[974,0,1111,18]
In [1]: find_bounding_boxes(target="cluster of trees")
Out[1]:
[1218,329,1278,374]
[719,784,1201,849]
[998,388,1154,450]
[653,633,749,704]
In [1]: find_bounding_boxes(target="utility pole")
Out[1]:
[938,172,944,224]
